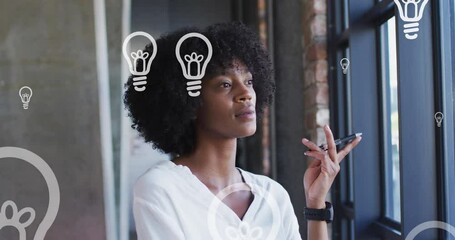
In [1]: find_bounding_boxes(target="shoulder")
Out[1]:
[133,160,182,200]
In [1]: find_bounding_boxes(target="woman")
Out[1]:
[124,22,361,240]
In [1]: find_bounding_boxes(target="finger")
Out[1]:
[302,138,323,152]
[319,153,338,178]
[337,137,362,163]
[307,158,321,168]
[323,125,337,162]
[307,150,338,175]
[305,150,326,161]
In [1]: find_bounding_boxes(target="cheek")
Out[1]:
[250,87,257,100]
[198,97,231,120]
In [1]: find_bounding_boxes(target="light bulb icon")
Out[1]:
[175,32,213,97]
[0,201,35,240]
[0,147,60,240]
[208,182,281,240]
[393,0,430,40]
[340,58,350,75]
[434,112,444,128]
[225,222,263,240]
[18,86,33,110]
[122,31,157,92]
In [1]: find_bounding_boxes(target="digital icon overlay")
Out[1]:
[0,147,60,240]
[225,221,263,240]
[405,221,455,240]
[0,201,35,240]
[122,31,157,92]
[207,182,281,240]
[175,33,213,97]
[434,112,444,128]
[18,86,33,110]
[394,0,429,40]
[340,58,350,75]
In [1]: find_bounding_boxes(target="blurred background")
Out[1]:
[0,0,454,239]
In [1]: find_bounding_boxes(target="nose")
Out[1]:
[234,85,253,103]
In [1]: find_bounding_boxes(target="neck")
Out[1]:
[175,131,241,192]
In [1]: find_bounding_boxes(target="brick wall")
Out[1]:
[302,0,330,146]
[302,0,331,237]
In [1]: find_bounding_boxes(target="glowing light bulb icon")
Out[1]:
[393,0,430,40]
[175,33,213,97]
[434,112,444,127]
[19,86,33,110]
[122,31,157,92]
[340,58,350,75]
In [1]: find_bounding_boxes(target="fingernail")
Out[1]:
[303,138,308,142]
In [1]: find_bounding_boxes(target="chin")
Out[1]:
[238,126,257,138]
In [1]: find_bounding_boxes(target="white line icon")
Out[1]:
[175,33,213,97]
[18,86,33,110]
[394,0,430,40]
[0,147,60,240]
[225,221,263,240]
[434,112,444,127]
[122,31,157,92]
[340,58,350,75]
[0,201,35,240]
[207,182,281,240]
[405,221,455,240]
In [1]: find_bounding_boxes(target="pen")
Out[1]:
[318,133,363,151]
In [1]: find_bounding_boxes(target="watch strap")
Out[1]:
[303,201,333,223]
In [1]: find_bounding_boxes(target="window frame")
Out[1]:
[378,16,401,223]
[327,0,455,239]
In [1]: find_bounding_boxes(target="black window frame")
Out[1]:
[327,0,455,239]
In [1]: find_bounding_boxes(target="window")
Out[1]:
[380,16,400,222]
[328,0,455,239]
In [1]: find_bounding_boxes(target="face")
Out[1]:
[196,61,256,139]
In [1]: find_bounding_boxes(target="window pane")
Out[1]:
[381,17,401,222]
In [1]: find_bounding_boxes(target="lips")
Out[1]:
[235,107,256,119]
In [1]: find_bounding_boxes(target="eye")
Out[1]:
[246,79,253,86]
[221,82,232,88]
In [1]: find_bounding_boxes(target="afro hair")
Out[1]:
[123,22,275,156]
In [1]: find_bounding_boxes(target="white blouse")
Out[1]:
[133,160,302,240]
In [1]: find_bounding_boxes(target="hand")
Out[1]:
[301,125,362,208]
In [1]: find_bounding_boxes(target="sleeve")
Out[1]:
[282,189,303,240]
[133,197,186,240]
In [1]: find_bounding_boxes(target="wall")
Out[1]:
[0,0,110,239]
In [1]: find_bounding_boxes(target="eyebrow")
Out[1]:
[221,68,252,79]
[210,72,252,82]
[225,67,251,75]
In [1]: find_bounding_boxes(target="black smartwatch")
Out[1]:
[303,201,333,223]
